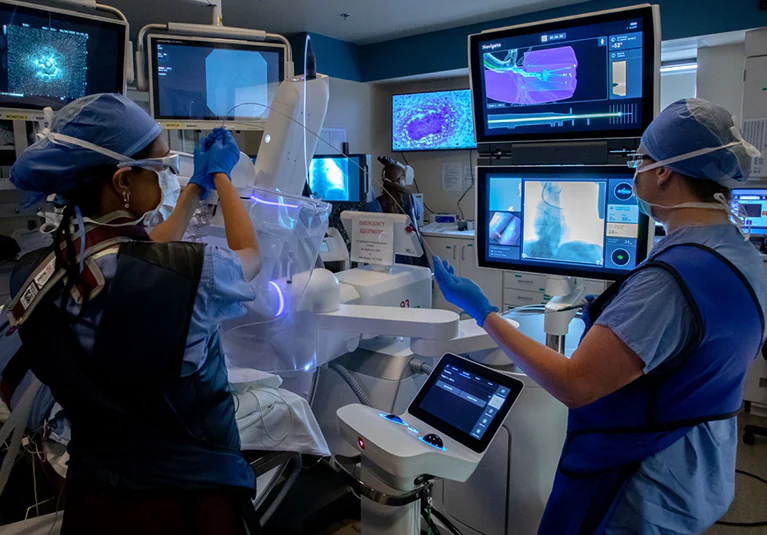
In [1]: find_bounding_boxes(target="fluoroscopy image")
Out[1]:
[522,181,604,265]
[7,25,87,100]
[392,90,476,151]
[484,46,578,106]
[309,158,350,202]
[489,212,522,246]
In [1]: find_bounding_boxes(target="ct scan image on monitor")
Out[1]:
[469,5,659,143]
[308,154,367,204]
[477,165,651,279]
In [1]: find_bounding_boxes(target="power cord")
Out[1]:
[715,469,767,527]
[456,149,474,221]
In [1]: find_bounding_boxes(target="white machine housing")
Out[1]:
[254,74,331,194]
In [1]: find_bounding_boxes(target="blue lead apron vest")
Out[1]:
[539,243,765,534]
[8,226,255,493]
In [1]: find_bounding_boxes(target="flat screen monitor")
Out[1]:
[148,34,286,129]
[732,188,767,237]
[469,5,659,143]
[308,154,368,204]
[392,89,477,152]
[407,353,524,454]
[476,165,651,279]
[0,0,127,117]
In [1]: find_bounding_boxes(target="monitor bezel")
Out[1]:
[310,153,369,205]
[475,164,652,280]
[468,4,659,144]
[0,0,128,120]
[407,353,524,454]
[391,88,478,153]
[148,33,287,130]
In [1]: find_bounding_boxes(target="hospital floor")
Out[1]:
[269,413,767,535]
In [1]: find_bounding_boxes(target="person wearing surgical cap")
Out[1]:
[431,99,767,534]
[4,94,262,534]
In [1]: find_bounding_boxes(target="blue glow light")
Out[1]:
[419,436,446,451]
[250,195,300,209]
[269,280,285,316]
[379,413,408,426]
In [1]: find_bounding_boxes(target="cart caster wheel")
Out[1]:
[743,432,756,446]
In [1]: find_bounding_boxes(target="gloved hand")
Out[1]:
[433,256,498,327]
[189,137,212,200]
[205,129,241,179]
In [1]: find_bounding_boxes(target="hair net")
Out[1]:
[10,93,162,201]
[639,98,758,187]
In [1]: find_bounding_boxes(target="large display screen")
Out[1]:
[392,89,477,152]
[408,353,524,453]
[308,155,365,203]
[0,1,126,112]
[469,6,657,143]
[732,189,767,237]
[477,166,650,279]
[150,36,285,121]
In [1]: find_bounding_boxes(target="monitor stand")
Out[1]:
[543,276,587,353]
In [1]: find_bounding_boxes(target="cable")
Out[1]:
[242,389,295,443]
[456,149,474,221]
[431,508,464,535]
[715,469,767,527]
[329,362,371,406]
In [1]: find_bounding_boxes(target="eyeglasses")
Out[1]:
[117,153,180,174]
[626,153,645,169]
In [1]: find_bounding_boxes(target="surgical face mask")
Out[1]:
[633,171,748,238]
[141,167,181,227]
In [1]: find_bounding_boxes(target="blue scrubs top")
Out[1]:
[597,224,767,534]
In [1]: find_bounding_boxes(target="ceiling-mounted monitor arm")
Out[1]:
[135,0,293,91]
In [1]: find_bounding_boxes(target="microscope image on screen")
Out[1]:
[483,46,578,106]
[522,181,605,266]
[392,90,476,151]
[6,25,87,100]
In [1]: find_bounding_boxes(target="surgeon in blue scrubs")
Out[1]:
[6,94,261,534]
[433,99,767,534]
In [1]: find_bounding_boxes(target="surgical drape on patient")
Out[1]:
[220,187,331,375]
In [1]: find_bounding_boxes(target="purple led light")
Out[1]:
[250,195,300,209]
[269,280,285,316]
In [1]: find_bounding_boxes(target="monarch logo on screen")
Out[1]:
[614,182,634,201]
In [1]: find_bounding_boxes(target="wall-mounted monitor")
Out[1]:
[148,34,286,130]
[732,188,767,237]
[309,154,369,204]
[392,89,477,152]
[476,165,652,280]
[469,5,660,144]
[0,0,127,120]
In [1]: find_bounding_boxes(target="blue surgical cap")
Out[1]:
[11,94,162,200]
[640,98,754,187]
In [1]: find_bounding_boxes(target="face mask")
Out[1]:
[141,167,181,227]
[633,172,748,239]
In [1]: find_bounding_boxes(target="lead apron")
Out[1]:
[538,243,765,534]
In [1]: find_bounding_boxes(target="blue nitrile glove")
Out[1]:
[189,137,212,200]
[205,129,241,178]
[432,255,498,327]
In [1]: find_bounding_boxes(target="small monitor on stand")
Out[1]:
[309,154,369,205]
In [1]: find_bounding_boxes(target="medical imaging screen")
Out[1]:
[0,3,125,111]
[309,156,362,203]
[470,8,655,142]
[477,166,649,279]
[392,89,477,151]
[732,189,767,236]
[151,38,284,121]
